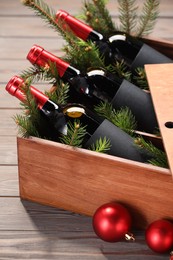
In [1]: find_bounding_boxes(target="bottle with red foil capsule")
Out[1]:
[27,44,158,133]
[5,76,151,162]
[56,10,172,70]
[5,75,68,139]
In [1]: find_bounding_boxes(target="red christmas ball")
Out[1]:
[92,202,132,242]
[145,219,173,253]
[170,252,173,260]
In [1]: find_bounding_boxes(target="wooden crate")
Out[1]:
[17,39,173,229]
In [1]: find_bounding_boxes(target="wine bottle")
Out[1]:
[56,10,172,70]
[6,76,150,163]
[5,75,68,138]
[27,44,158,133]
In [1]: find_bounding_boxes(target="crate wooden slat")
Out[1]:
[17,136,173,229]
[145,64,173,178]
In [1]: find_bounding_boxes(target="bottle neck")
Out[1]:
[27,44,80,80]
[63,103,103,140]
[86,68,123,99]
[56,10,104,41]
[107,32,143,66]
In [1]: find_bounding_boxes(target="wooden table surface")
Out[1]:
[0,0,173,259]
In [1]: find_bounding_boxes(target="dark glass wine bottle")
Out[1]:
[5,75,68,138]
[27,44,158,133]
[56,10,172,70]
[5,75,150,163]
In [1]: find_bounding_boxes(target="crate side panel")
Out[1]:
[17,137,172,229]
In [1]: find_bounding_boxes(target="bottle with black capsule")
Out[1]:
[27,44,158,133]
[5,75,150,163]
[56,10,172,70]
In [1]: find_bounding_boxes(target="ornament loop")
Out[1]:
[125,232,135,242]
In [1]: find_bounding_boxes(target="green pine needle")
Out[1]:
[136,0,160,37]
[59,120,87,147]
[45,81,69,106]
[21,0,60,34]
[133,67,149,90]
[95,102,137,135]
[81,0,116,36]
[118,0,138,34]
[135,137,168,168]
[90,136,111,153]
[107,61,132,82]
[63,39,105,73]
[14,113,41,138]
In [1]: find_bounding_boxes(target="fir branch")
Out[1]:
[118,0,138,34]
[14,113,40,138]
[133,67,149,90]
[91,0,115,32]
[81,0,116,36]
[95,102,137,135]
[21,0,60,34]
[59,120,87,147]
[136,0,160,37]
[90,137,111,153]
[20,66,48,82]
[107,61,132,82]
[135,137,168,168]
[21,0,82,47]
[63,39,105,73]
[45,80,69,105]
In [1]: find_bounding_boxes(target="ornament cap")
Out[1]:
[125,232,135,242]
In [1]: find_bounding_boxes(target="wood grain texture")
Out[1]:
[145,64,173,177]
[18,136,173,230]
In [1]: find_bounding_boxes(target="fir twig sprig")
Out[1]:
[133,67,149,90]
[21,0,59,33]
[45,80,69,106]
[20,65,53,83]
[136,0,160,37]
[90,137,111,153]
[14,83,44,138]
[94,102,137,135]
[59,120,86,147]
[108,61,132,82]
[118,0,138,34]
[135,137,168,168]
[81,0,116,36]
[64,39,105,73]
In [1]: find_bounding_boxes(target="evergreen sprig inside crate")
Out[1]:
[15,0,168,167]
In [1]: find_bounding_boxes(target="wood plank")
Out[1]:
[0,166,19,196]
[0,90,22,108]
[1,16,173,40]
[0,230,162,260]
[0,0,173,17]
[0,37,65,60]
[145,64,173,178]
[0,109,19,135]
[0,198,91,231]
[0,136,17,165]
